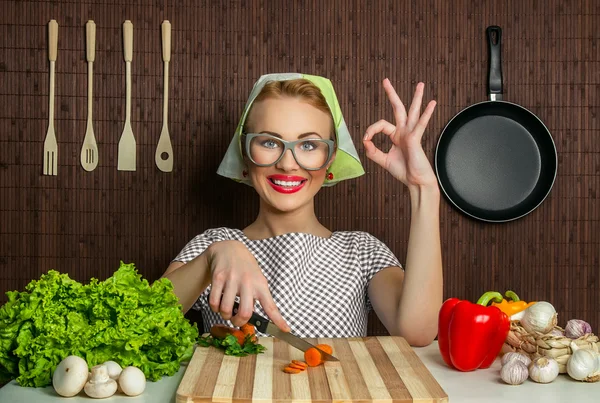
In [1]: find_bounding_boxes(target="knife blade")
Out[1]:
[231,300,339,362]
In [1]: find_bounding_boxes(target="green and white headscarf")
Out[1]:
[216,73,365,187]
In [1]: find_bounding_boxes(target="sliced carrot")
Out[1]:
[209,324,246,346]
[315,344,333,356]
[283,366,302,374]
[288,363,306,371]
[240,323,258,343]
[304,347,322,367]
[291,360,308,368]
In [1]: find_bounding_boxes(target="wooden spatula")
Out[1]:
[155,20,173,172]
[118,20,136,171]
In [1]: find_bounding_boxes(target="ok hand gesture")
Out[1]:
[363,79,438,189]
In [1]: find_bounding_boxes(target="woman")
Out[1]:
[162,73,442,346]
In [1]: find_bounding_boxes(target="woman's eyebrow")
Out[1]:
[259,131,282,138]
[259,131,324,139]
[298,132,323,139]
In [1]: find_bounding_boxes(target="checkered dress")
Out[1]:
[173,227,402,337]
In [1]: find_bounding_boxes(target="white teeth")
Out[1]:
[272,179,302,187]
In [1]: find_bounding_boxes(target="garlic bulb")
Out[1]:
[501,352,531,367]
[501,360,529,385]
[548,328,564,337]
[528,357,559,383]
[564,319,592,339]
[510,310,526,321]
[520,301,557,334]
[567,341,600,382]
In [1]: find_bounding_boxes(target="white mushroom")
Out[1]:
[84,364,118,398]
[118,366,146,396]
[102,360,122,380]
[52,355,89,397]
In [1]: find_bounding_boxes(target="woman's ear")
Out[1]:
[324,152,337,182]
[326,151,337,170]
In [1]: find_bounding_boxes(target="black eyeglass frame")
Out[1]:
[242,133,335,171]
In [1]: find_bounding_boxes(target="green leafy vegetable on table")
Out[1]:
[197,333,266,357]
[0,262,198,387]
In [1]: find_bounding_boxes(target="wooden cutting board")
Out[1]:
[176,336,448,403]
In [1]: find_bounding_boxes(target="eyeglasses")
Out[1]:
[243,133,335,171]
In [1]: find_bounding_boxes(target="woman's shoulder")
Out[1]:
[333,230,402,270]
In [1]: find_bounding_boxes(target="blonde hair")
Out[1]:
[243,79,335,138]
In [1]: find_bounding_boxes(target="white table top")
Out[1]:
[1,341,598,402]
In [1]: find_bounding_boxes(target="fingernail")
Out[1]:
[363,133,369,140]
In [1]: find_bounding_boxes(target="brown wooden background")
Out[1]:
[1,0,598,336]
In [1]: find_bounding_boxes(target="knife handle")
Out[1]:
[232,300,269,333]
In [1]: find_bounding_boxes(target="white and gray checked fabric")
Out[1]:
[173,227,403,338]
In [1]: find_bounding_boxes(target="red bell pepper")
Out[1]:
[438,291,510,371]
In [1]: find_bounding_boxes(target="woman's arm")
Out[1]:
[161,240,290,331]
[161,252,212,313]
[363,79,442,346]
[368,184,442,346]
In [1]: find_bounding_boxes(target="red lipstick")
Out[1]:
[267,175,307,194]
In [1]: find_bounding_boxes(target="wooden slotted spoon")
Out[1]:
[155,20,173,172]
[80,20,98,171]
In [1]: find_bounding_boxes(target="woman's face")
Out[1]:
[245,96,335,213]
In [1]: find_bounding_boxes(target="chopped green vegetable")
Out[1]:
[198,333,266,357]
[0,262,198,387]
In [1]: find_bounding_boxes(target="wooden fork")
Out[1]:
[43,19,58,176]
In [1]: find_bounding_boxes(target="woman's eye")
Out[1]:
[261,140,279,149]
[299,141,317,151]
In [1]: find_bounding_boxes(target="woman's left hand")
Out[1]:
[363,79,438,189]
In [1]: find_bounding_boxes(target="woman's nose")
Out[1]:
[276,149,300,171]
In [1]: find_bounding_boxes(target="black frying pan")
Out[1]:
[435,26,557,223]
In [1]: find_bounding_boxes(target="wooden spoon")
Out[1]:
[155,20,173,172]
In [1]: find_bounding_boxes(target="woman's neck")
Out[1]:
[243,199,332,240]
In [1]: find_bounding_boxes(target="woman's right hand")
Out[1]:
[205,240,291,332]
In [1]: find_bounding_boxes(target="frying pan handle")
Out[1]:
[487,26,503,100]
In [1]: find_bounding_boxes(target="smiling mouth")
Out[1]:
[269,178,306,187]
[267,177,307,193]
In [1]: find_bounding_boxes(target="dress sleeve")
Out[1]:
[360,232,403,312]
[172,228,229,264]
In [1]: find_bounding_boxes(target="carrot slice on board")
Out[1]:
[283,366,302,374]
[291,360,308,368]
[288,363,306,370]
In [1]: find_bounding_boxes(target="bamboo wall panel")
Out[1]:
[0,0,598,336]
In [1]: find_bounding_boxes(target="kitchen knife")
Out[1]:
[231,300,339,362]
